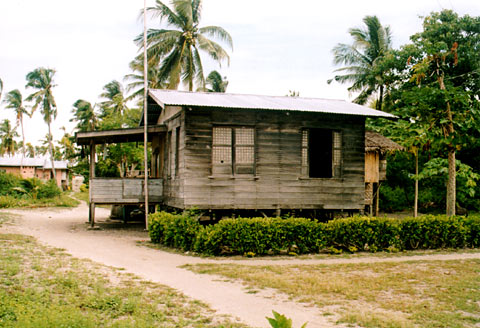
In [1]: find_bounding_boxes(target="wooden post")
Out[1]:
[89,140,96,228]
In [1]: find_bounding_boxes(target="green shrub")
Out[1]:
[324,216,401,252]
[0,171,21,196]
[37,180,62,199]
[79,184,88,193]
[398,215,468,249]
[148,211,480,256]
[193,217,326,256]
[148,212,201,251]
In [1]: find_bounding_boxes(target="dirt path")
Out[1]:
[2,203,480,327]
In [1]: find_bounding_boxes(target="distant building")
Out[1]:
[0,156,69,188]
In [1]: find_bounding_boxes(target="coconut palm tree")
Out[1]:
[204,70,228,92]
[3,89,29,157]
[329,15,392,110]
[136,0,233,91]
[0,119,18,156]
[99,80,128,117]
[25,67,58,181]
[125,57,167,100]
[71,99,97,132]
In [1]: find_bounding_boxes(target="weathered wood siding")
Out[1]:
[90,178,163,204]
[173,107,365,210]
[159,110,185,209]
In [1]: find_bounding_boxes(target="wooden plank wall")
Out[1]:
[174,107,365,211]
[90,178,163,204]
[160,111,185,209]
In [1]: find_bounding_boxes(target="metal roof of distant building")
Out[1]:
[148,89,396,118]
[0,156,68,169]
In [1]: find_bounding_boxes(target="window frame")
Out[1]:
[212,125,256,176]
[301,128,343,179]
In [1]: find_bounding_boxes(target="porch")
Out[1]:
[76,125,167,227]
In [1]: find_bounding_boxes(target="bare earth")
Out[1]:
[2,202,480,328]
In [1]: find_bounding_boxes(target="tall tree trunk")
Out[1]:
[20,115,26,157]
[377,84,384,111]
[414,150,418,218]
[47,121,57,183]
[438,75,455,216]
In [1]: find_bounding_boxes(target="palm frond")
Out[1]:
[199,26,233,50]
[148,0,183,28]
[197,34,230,65]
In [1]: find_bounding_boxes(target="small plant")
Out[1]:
[266,310,307,328]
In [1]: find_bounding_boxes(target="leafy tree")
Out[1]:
[125,57,167,100]
[0,77,3,100]
[99,80,128,117]
[401,10,480,215]
[25,142,36,158]
[136,0,233,91]
[0,119,18,156]
[3,89,29,157]
[71,99,97,132]
[59,127,76,164]
[329,15,392,110]
[204,70,228,92]
[25,67,58,181]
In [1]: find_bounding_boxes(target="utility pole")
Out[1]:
[143,0,149,230]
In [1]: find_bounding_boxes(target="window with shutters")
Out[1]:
[301,129,342,178]
[212,126,255,175]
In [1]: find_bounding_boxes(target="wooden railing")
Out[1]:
[90,178,163,204]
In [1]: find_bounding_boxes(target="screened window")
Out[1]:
[301,129,342,178]
[212,126,255,175]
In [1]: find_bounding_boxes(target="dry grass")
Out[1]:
[0,218,247,327]
[184,259,480,327]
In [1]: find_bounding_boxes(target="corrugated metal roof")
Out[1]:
[149,89,396,118]
[0,156,68,169]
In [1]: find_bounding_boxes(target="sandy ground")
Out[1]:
[2,202,480,327]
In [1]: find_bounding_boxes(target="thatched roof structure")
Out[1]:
[365,131,403,153]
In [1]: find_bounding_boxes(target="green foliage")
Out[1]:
[379,185,410,212]
[37,180,62,199]
[148,212,201,251]
[399,215,469,249]
[0,171,21,196]
[149,211,480,256]
[325,217,402,252]
[193,217,326,256]
[419,158,480,204]
[266,310,307,328]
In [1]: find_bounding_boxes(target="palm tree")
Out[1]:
[99,80,128,117]
[125,57,167,100]
[0,119,19,156]
[204,70,228,92]
[3,89,29,157]
[25,142,35,158]
[25,67,58,181]
[136,0,233,91]
[329,15,392,110]
[0,78,3,100]
[71,99,97,132]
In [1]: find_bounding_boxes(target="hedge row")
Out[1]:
[148,212,480,256]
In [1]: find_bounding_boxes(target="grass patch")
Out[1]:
[184,259,480,327]
[0,193,79,208]
[73,191,89,203]
[0,233,246,327]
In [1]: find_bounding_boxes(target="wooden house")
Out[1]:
[364,131,403,216]
[76,90,395,224]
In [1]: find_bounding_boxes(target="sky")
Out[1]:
[0,0,478,147]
